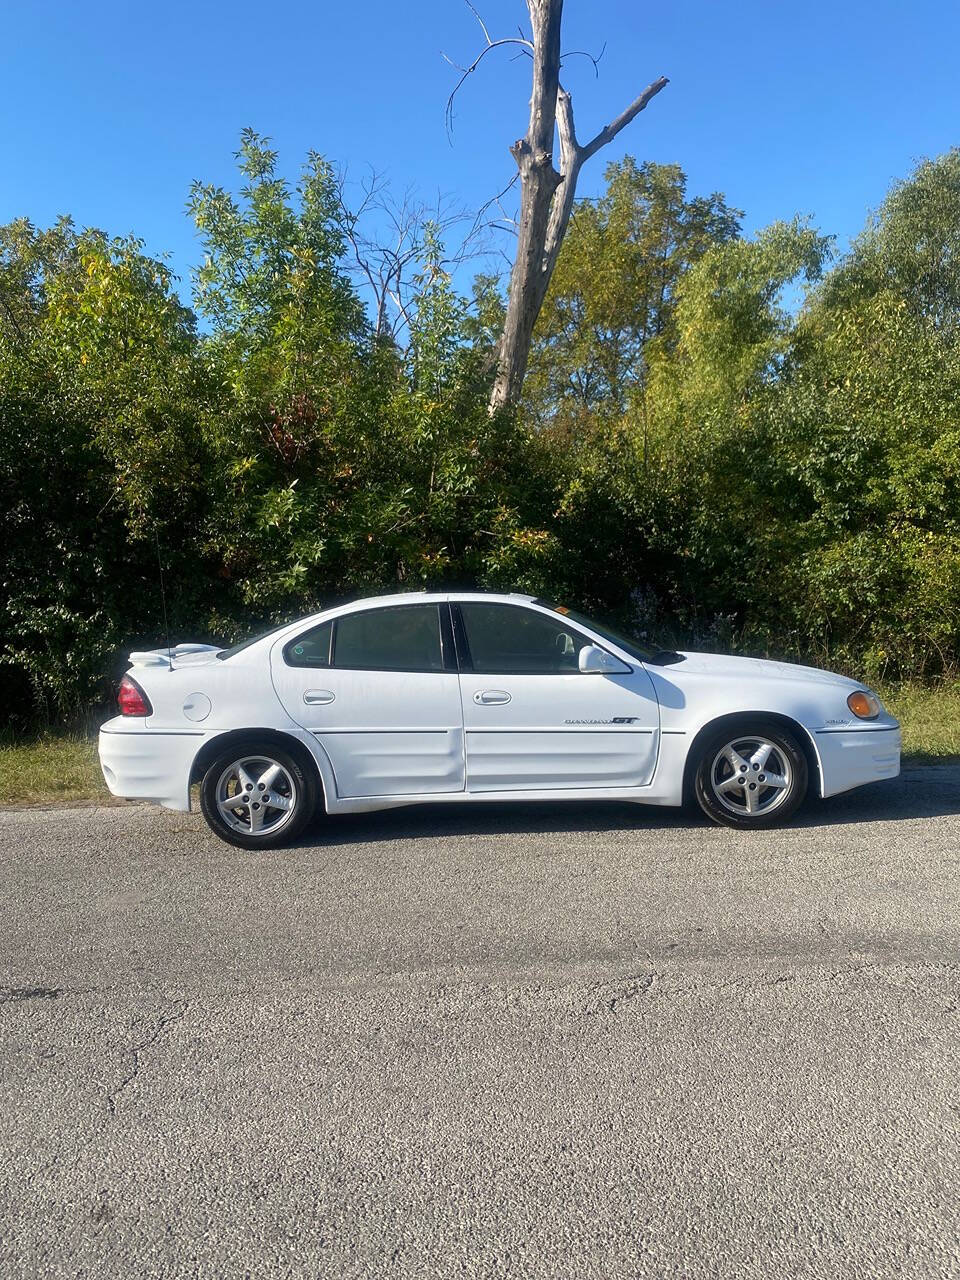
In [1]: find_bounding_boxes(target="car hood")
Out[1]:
[670,651,858,689]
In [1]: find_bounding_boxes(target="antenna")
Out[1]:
[155,529,173,672]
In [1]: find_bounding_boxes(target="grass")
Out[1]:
[2,681,958,807]
[878,680,960,763]
[1,734,112,807]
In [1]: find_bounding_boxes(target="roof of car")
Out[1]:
[268,591,539,642]
[336,591,537,605]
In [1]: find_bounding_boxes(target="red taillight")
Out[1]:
[117,675,152,717]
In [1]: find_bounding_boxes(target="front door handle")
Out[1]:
[303,689,336,705]
[474,689,512,705]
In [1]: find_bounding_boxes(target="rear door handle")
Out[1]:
[474,689,511,705]
[303,689,336,705]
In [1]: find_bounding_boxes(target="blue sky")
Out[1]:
[2,0,957,308]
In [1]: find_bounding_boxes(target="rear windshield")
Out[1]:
[216,621,294,660]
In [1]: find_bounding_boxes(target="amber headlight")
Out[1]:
[847,689,881,720]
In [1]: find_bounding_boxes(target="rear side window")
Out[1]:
[285,621,333,668]
[335,605,443,671]
[284,606,443,672]
[458,603,589,674]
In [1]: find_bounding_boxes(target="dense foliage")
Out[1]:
[2,135,960,726]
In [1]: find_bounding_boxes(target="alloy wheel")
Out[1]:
[709,737,794,818]
[215,755,299,837]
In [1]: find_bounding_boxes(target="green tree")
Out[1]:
[526,160,740,427]
[187,130,387,610]
[188,132,549,612]
[817,149,960,333]
[0,219,212,722]
[535,219,830,639]
[774,153,960,675]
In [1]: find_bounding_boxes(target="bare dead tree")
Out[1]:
[333,170,430,342]
[447,1,667,412]
[333,168,506,347]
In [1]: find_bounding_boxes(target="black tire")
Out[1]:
[199,741,318,850]
[694,721,808,829]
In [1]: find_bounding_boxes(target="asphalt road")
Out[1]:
[2,769,959,1279]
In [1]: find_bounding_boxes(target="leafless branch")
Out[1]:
[443,37,534,137]
[469,172,521,240]
[559,41,606,77]
[464,0,493,46]
[579,75,670,163]
[443,1,534,138]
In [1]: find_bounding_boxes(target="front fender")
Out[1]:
[644,665,893,801]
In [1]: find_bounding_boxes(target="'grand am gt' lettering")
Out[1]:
[564,717,640,724]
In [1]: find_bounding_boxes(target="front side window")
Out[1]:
[533,599,658,663]
[333,604,443,671]
[458,603,590,674]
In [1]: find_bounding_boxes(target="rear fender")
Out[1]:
[188,727,334,814]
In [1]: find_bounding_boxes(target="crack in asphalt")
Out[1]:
[606,971,658,1013]
[583,968,812,1018]
[584,971,659,1017]
[580,959,959,1020]
[105,1000,189,1117]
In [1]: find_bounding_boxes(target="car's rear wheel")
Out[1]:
[694,722,808,829]
[199,744,317,849]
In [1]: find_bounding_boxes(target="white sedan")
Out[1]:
[99,592,901,848]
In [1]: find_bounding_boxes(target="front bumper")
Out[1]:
[814,725,901,798]
[98,718,206,811]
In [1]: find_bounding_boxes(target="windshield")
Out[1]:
[532,600,682,665]
[216,620,295,660]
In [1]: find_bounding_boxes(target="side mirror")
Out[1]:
[578,644,630,674]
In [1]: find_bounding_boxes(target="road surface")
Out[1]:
[2,769,958,1278]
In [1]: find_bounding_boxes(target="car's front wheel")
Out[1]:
[199,743,317,849]
[694,722,808,829]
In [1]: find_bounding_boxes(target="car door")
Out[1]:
[454,601,660,791]
[270,601,465,798]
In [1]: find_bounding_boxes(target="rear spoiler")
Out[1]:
[127,643,221,669]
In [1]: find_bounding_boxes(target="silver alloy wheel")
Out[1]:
[215,755,299,837]
[709,737,793,818]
